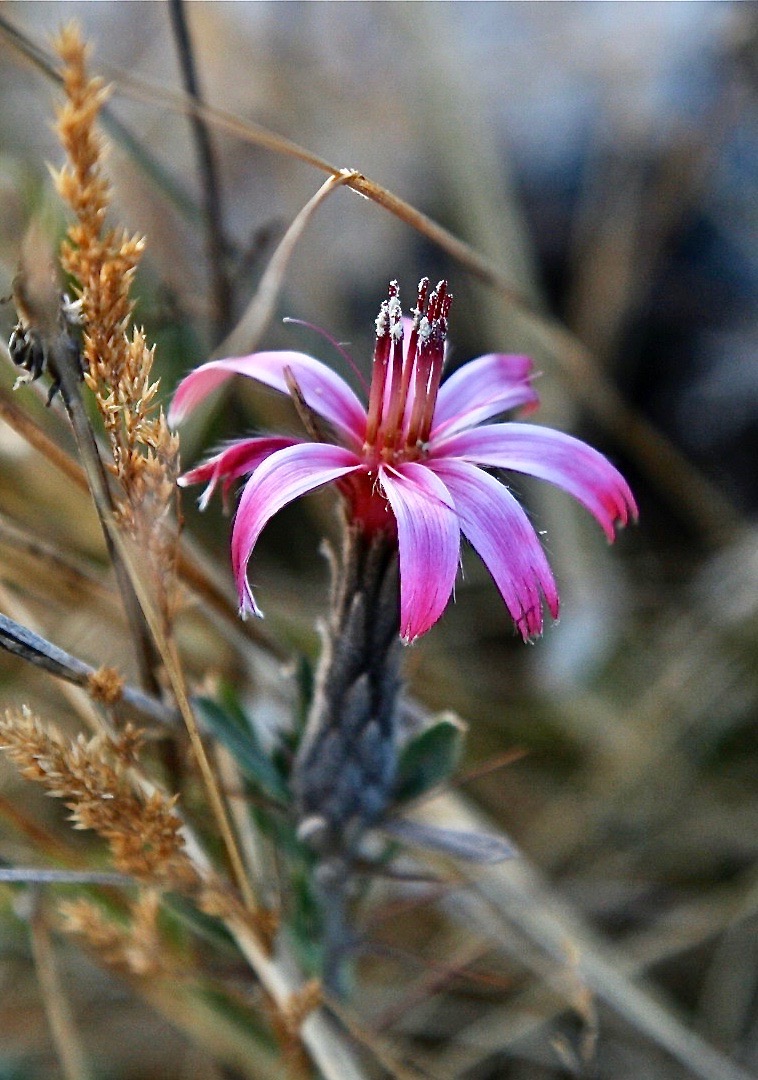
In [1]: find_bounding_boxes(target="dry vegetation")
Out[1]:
[0,6,756,1080]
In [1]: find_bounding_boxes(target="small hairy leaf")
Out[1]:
[394,711,466,804]
[193,696,289,804]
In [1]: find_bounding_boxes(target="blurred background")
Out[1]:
[0,3,756,1078]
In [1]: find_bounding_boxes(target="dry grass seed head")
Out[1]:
[0,708,197,889]
[59,888,166,977]
[58,897,133,970]
[86,665,125,706]
[52,25,180,617]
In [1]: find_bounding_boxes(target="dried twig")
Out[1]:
[0,611,178,728]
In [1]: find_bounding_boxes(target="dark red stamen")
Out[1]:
[405,281,450,449]
[364,278,452,466]
[364,296,392,447]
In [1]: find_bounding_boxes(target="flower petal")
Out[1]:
[378,463,460,643]
[231,443,362,616]
[178,436,300,510]
[431,354,538,440]
[428,458,559,639]
[169,351,367,447]
[432,423,638,539]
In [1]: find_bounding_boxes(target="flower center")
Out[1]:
[362,278,451,468]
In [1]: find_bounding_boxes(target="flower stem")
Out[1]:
[292,524,401,991]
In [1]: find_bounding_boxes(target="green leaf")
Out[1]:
[217,682,254,734]
[161,892,238,952]
[193,695,290,804]
[394,712,467,804]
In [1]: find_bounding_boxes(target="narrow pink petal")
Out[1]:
[432,423,638,539]
[378,462,460,643]
[231,443,362,616]
[431,354,538,440]
[178,436,299,510]
[168,351,367,447]
[428,458,559,640]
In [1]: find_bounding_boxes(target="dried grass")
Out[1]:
[0,9,755,1080]
[54,25,180,626]
[0,707,197,889]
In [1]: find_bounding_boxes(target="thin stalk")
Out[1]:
[101,525,261,917]
[44,334,163,697]
[210,170,358,361]
[28,895,94,1080]
[168,0,233,341]
[1,867,132,886]
[0,611,179,728]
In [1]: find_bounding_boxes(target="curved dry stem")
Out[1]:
[212,170,360,361]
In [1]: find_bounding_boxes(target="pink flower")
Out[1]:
[169,279,637,643]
